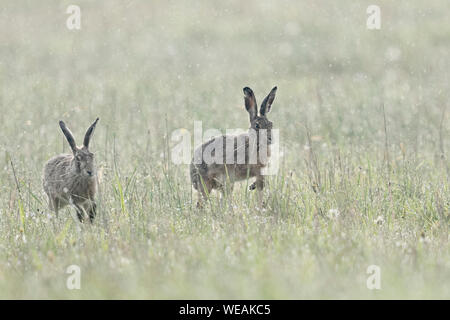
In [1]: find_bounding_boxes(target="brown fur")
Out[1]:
[190,87,277,207]
[43,118,99,222]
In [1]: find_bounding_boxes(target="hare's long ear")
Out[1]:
[83,118,99,148]
[243,87,257,121]
[260,86,277,116]
[59,121,77,154]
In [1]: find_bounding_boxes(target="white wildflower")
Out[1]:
[328,208,340,219]
[374,216,385,225]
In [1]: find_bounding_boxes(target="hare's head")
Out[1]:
[243,86,277,144]
[59,118,99,178]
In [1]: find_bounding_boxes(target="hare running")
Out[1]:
[43,118,100,222]
[190,86,277,207]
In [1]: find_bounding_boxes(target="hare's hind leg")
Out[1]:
[48,197,61,218]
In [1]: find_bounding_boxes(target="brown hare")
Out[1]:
[43,118,99,222]
[190,86,277,207]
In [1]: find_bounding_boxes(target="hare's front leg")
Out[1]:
[78,200,96,223]
[249,175,264,190]
[87,201,97,223]
[256,175,265,207]
[72,203,85,222]
[249,174,265,207]
[68,196,84,222]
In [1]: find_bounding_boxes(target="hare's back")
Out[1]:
[43,154,72,181]
[192,134,250,164]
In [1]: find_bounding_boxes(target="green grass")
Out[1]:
[0,0,449,299]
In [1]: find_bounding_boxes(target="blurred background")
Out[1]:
[1,1,449,161]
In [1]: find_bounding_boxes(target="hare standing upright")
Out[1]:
[43,118,100,222]
[190,86,277,207]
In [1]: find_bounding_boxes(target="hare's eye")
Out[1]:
[255,123,260,129]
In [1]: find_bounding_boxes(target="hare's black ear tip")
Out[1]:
[243,87,252,95]
[272,86,278,91]
[91,117,100,126]
[59,120,65,127]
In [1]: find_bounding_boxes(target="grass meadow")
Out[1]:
[0,0,449,299]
